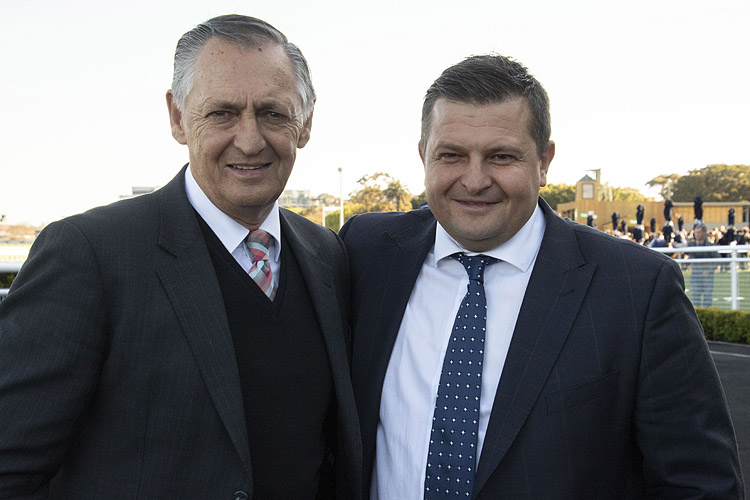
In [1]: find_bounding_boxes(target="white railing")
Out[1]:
[0,262,23,273]
[3,245,750,310]
[650,244,750,310]
[0,262,23,301]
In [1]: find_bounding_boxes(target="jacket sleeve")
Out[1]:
[0,220,107,499]
[635,258,744,498]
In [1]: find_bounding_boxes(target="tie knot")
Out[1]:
[451,253,498,283]
[246,229,272,263]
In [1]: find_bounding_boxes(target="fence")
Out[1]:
[650,244,750,311]
[3,245,750,309]
[0,262,22,301]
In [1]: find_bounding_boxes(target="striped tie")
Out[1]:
[245,229,276,300]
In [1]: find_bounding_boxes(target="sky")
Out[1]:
[1,0,748,225]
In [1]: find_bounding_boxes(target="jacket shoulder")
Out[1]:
[29,192,163,257]
[341,209,433,243]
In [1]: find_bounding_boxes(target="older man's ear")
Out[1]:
[166,90,187,145]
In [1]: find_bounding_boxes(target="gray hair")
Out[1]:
[419,54,551,158]
[171,15,315,121]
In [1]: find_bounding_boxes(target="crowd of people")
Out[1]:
[603,223,750,249]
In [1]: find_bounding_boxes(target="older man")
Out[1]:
[0,15,360,500]
[341,55,743,499]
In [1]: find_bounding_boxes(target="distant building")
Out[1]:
[556,170,750,231]
[0,222,39,263]
[279,189,313,208]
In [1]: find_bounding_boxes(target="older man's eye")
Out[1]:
[437,153,460,160]
[265,110,289,121]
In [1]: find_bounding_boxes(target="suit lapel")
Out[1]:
[280,210,364,497]
[279,210,348,377]
[154,169,252,477]
[351,211,437,482]
[473,200,596,496]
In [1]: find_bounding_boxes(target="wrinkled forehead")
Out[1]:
[195,38,288,70]
[191,40,298,95]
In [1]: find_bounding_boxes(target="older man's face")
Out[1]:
[167,38,312,229]
[420,97,554,251]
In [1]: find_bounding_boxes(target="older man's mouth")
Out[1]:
[457,200,499,207]
[228,163,271,171]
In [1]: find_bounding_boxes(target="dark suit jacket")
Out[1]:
[340,199,744,499]
[0,168,362,500]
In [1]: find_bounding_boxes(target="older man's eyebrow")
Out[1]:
[200,97,244,110]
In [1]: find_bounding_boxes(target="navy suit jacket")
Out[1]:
[0,168,362,500]
[340,199,743,499]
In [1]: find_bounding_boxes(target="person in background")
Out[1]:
[688,221,721,308]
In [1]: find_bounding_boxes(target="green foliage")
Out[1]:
[324,204,364,232]
[540,183,575,209]
[348,172,411,214]
[383,179,411,212]
[316,193,338,206]
[610,186,652,202]
[598,184,652,202]
[649,165,750,202]
[411,191,427,209]
[0,273,16,288]
[695,307,750,344]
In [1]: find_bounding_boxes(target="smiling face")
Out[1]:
[421,97,554,252]
[167,38,312,229]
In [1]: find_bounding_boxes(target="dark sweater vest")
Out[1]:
[197,216,334,500]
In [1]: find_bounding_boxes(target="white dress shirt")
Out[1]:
[371,205,546,500]
[184,166,281,279]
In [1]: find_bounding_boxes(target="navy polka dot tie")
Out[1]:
[424,253,498,499]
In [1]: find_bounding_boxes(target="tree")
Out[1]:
[646,173,681,200]
[540,183,575,210]
[411,190,427,209]
[607,186,652,202]
[348,173,411,214]
[383,179,412,212]
[316,193,338,206]
[296,205,322,225]
[324,204,364,231]
[671,165,750,202]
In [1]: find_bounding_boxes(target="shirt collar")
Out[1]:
[184,165,281,263]
[433,203,546,272]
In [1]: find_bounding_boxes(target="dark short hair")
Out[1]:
[171,14,315,120]
[419,54,551,157]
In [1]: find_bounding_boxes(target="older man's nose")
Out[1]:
[234,116,267,155]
